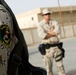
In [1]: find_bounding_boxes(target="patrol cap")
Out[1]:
[42,8,52,15]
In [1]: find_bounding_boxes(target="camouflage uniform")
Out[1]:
[0,5,18,75]
[37,19,65,75]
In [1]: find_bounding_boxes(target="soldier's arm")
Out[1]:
[44,21,60,39]
[37,24,47,39]
[53,21,61,35]
[44,30,56,39]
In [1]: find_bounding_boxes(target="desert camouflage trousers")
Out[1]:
[42,46,65,75]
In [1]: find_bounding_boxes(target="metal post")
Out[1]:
[57,0,65,38]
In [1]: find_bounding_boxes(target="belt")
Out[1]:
[44,42,63,49]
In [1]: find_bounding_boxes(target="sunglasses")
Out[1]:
[44,13,50,15]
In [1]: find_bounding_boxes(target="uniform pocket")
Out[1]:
[53,47,62,62]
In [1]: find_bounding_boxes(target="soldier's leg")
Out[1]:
[56,60,65,75]
[53,47,65,75]
[43,56,53,75]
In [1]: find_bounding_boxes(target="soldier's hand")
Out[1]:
[44,30,56,39]
[47,30,56,36]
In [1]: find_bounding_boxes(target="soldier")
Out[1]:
[37,9,66,75]
[0,0,31,75]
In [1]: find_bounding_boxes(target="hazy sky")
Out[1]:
[5,0,76,14]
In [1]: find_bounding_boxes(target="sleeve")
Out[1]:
[53,21,61,35]
[37,23,47,39]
